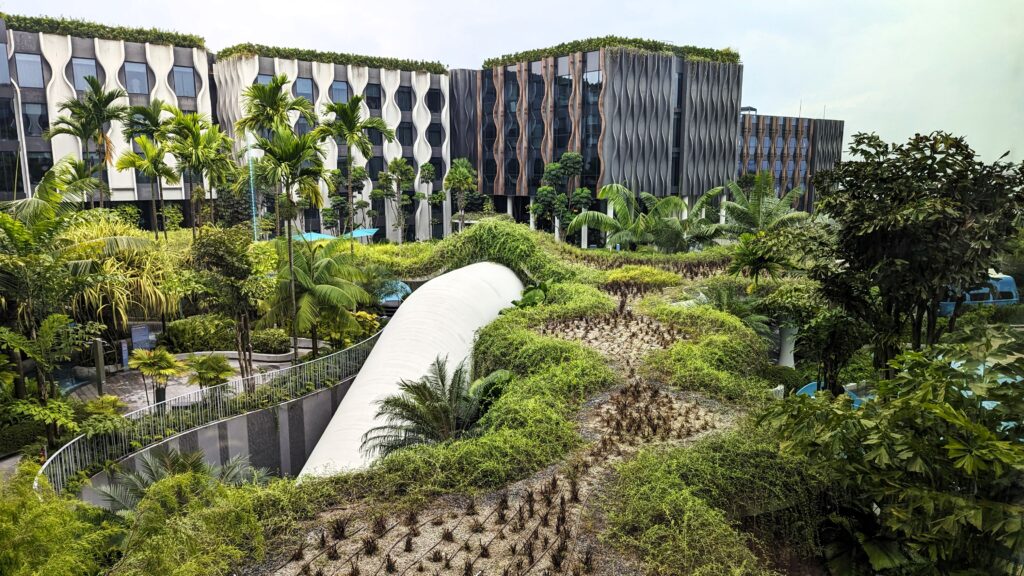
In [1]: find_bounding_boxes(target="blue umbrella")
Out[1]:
[341,228,379,239]
[292,231,337,242]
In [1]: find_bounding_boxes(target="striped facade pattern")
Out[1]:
[677,60,744,202]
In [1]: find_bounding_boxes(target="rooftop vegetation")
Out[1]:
[0,12,205,48]
[483,35,740,68]
[216,43,448,74]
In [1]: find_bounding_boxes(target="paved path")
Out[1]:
[0,454,21,479]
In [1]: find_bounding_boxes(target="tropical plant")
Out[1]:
[121,98,168,142]
[1,13,205,47]
[443,158,477,233]
[761,325,1024,574]
[371,157,419,243]
[316,94,394,246]
[566,183,685,249]
[718,172,809,236]
[417,162,436,239]
[96,449,268,512]
[650,187,724,253]
[163,110,234,237]
[128,347,185,405]
[267,239,368,358]
[43,76,128,208]
[727,232,788,290]
[185,353,236,388]
[706,288,772,340]
[483,35,739,68]
[361,356,482,457]
[116,136,179,240]
[235,74,315,138]
[218,43,447,74]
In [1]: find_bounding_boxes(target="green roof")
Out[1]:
[216,43,448,75]
[0,13,205,48]
[483,36,739,69]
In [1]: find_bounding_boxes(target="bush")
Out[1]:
[603,265,681,290]
[0,420,44,457]
[483,35,740,69]
[217,43,446,74]
[250,329,290,354]
[0,12,205,47]
[160,314,236,353]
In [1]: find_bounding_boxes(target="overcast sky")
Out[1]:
[3,0,1021,161]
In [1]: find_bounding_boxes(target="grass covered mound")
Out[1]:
[605,430,824,576]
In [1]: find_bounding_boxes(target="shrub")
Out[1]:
[603,265,680,290]
[217,43,447,74]
[0,420,45,457]
[160,314,236,353]
[250,328,290,354]
[483,36,740,69]
[1,12,204,47]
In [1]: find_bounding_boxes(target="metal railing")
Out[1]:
[36,331,381,494]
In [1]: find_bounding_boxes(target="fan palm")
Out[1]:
[268,238,369,358]
[253,125,326,361]
[567,183,686,249]
[43,76,128,208]
[719,172,809,236]
[361,356,481,458]
[316,95,394,250]
[116,136,179,241]
[185,353,236,388]
[164,111,234,237]
[95,449,268,512]
[128,347,185,405]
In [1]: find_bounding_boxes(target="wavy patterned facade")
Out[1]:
[678,60,744,202]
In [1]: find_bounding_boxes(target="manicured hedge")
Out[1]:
[483,36,740,68]
[0,13,204,48]
[216,43,447,74]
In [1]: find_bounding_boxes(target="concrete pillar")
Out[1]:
[778,325,797,368]
[580,225,588,249]
[506,196,514,217]
[529,199,536,230]
[415,197,430,241]
[442,191,452,237]
[554,216,561,242]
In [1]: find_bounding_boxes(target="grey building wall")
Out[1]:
[601,49,675,195]
[448,68,479,166]
[677,60,744,202]
[81,379,354,509]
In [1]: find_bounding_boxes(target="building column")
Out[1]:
[554,216,561,242]
[529,199,536,230]
[506,196,514,217]
[442,191,452,237]
[580,225,588,249]
[415,197,431,241]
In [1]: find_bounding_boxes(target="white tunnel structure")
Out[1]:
[299,262,524,478]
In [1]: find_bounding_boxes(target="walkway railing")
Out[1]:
[36,331,381,494]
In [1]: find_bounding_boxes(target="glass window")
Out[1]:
[71,57,97,91]
[395,87,413,112]
[21,102,48,137]
[367,157,385,180]
[296,116,312,136]
[364,84,382,109]
[124,62,149,94]
[27,151,52,187]
[256,74,273,85]
[367,128,383,146]
[294,77,314,102]
[0,46,9,85]
[0,98,16,140]
[330,81,349,103]
[397,122,414,146]
[172,66,196,97]
[426,124,443,146]
[426,89,443,113]
[0,150,17,198]
[15,54,43,89]
[428,158,444,182]
[761,160,769,171]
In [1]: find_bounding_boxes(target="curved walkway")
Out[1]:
[300,262,523,477]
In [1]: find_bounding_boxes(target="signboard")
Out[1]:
[130,325,152,350]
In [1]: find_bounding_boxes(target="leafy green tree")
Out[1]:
[443,157,478,232]
[316,94,394,247]
[719,171,808,236]
[43,76,128,208]
[532,152,592,240]
[651,187,724,252]
[185,353,236,388]
[163,111,234,238]
[267,238,368,357]
[812,132,1024,370]
[128,347,185,405]
[371,157,419,243]
[418,162,437,239]
[361,356,481,457]
[567,183,685,249]
[761,325,1024,574]
[116,136,180,241]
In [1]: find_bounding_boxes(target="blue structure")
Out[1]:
[939,274,1019,316]
[293,231,337,242]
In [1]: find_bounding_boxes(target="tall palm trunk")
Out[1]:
[310,324,318,359]
[189,171,197,241]
[97,134,106,209]
[284,186,298,364]
[157,178,168,241]
[149,181,159,241]
[346,148,355,256]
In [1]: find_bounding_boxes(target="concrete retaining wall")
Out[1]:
[81,379,353,508]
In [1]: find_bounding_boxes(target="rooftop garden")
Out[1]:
[483,35,740,68]
[0,12,205,48]
[216,43,449,74]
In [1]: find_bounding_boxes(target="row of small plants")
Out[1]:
[216,43,449,74]
[482,35,740,68]
[0,12,205,47]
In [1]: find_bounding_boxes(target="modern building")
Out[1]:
[0,13,844,237]
[737,109,844,210]
[0,14,212,222]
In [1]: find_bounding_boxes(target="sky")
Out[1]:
[3,0,1021,161]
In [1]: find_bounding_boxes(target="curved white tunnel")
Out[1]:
[299,262,523,478]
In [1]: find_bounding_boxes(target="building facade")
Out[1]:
[0,17,212,218]
[736,112,844,210]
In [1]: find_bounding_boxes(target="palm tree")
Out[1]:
[116,136,179,241]
[719,172,809,236]
[651,187,725,253]
[706,288,772,339]
[316,95,394,250]
[253,126,326,361]
[121,99,169,142]
[128,347,185,405]
[164,111,234,238]
[567,183,686,249]
[44,76,128,208]
[728,232,789,290]
[96,449,268,512]
[361,356,481,458]
[444,158,478,233]
[185,353,236,388]
[268,238,369,358]
[235,74,315,136]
